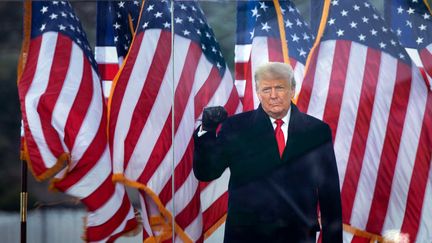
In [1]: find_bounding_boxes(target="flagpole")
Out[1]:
[20,159,28,243]
[170,0,176,242]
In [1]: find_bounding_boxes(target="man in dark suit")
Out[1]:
[193,62,342,243]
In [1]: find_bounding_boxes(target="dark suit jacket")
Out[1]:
[193,104,342,243]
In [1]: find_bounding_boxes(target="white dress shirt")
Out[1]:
[269,108,291,143]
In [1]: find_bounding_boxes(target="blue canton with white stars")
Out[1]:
[138,0,226,75]
[32,1,97,70]
[323,0,411,64]
[385,0,432,49]
[237,0,314,64]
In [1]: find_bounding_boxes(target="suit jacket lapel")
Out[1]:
[252,105,281,159]
[281,103,301,163]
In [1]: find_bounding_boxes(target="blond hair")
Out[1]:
[254,62,296,90]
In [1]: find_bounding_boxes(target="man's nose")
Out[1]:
[270,88,277,98]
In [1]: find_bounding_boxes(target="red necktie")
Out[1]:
[275,119,285,157]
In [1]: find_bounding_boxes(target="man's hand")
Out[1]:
[202,106,227,132]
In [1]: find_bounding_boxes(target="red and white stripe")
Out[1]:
[406,44,432,91]
[109,28,241,242]
[95,46,121,99]
[297,39,432,242]
[234,36,306,111]
[18,32,137,242]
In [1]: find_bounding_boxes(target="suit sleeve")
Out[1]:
[193,121,231,182]
[318,125,342,243]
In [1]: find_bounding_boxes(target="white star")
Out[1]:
[250,28,255,39]
[382,27,388,32]
[114,36,118,42]
[298,48,306,57]
[217,62,222,69]
[40,24,46,31]
[40,6,48,14]
[196,29,201,35]
[280,7,286,15]
[192,6,197,11]
[188,17,195,23]
[61,11,67,17]
[390,40,397,46]
[142,22,149,29]
[212,46,217,53]
[155,12,162,18]
[288,6,295,12]
[163,22,171,28]
[350,21,357,28]
[291,34,299,42]
[49,13,58,19]
[251,6,259,17]
[362,16,369,23]
[206,32,211,38]
[379,42,386,49]
[118,1,125,8]
[53,1,59,5]
[412,0,419,2]
[113,22,121,29]
[147,4,154,12]
[353,5,360,11]
[77,39,82,44]
[69,25,75,31]
[336,29,344,36]
[303,33,310,41]
[261,22,271,32]
[358,34,366,41]
[407,8,415,15]
[423,13,431,20]
[183,30,190,36]
[201,44,206,50]
[328,18,336,25]
[285,19,293,28]
[396,28,402,36]
[416,37,424,44]
[180,4,187,10]
[134,1,139,5]
[296,18,303,26]
[341,9,348,16]
[397,6,404,14]
[373,14,379,20]
[331,0,339,6]
[399,53,405,59]
[58,24,66,31]
[175,17,183,24]
[419,24,427,31]
[406,20,412,28]
[370,29,377,36]
[259,2,268,11]
[364,2,370,8]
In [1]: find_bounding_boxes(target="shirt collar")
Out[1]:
[269,107,291,125]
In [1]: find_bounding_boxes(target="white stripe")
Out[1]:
[138,193,154,237]
[334,42,367,187]
[201,169,230,212]
[124,34,189,180]
[342,231,354,242]
[234,80,246,98]
[251,37,270,109]
[70,69,103,166]
[86,183,126,226]
[65,147,111,198]
[51,43,84,154]
[95,46,119,64]
[183,212,203,242]
[234,44,252,62]
[204,222,225,243]
[102,80,112,98]
[112,30,161,175]
[350,53,398,229]
[416,157,432,242]
[95,205,136,243]
[406,48,423,68]
[293,63,305,96]
[25,32,58,168]
[205,70,235,108]
[166,171,198,214]
[307,40,336,120]
[382,66,426,232]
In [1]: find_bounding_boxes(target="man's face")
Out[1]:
[257,79,294,119]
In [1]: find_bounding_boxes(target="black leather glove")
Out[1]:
[202,106,227,132]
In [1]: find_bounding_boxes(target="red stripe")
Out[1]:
[98,63,119,81]
[240,58,254,112]
[64,53,95,149]
[365,61,412,234]
[297,44,321,113]
[235,62,248,81]
[77,175,114,211]
[18,36,48,176]
[224,87,241,116]
[86,193,132,241]
[37,34,71,160]
[322,40,351,140]
[341,48,381,223]
[289,57,298,70]
[173,42,201,132]
[194,67,223,119]
[123,31,171,167]
[351,236,370,243]
[202,191,228,232]
[175,186,201,230]
[107,217,139,243]
[108,32,144,154]
[401,92,432,241]
[267,37,284,62]
[419,48,432,89]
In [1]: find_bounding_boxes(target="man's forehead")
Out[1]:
[258,79,288,86]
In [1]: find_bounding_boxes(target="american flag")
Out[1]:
[108,0,241,242]
[235,0,313,111]
[297,0,432,242]
[17,1,138,241]
[95,0,141,99]
[384,0,432,90]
